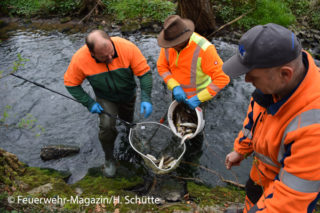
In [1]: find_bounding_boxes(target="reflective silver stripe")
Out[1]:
[279,168,320,193]
[180,45,201,90]
[161,71,171,79]
[185,91,197,96]
[277,109,320,163]
[165,48,169,62]
[242,128,252,140]
[254,152,280,168]
[208,82,221,93]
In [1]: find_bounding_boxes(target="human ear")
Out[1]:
[279,66,293,83]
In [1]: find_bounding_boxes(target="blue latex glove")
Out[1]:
[173,86,186,102]
[186,95,201,110]
[90,102,104,114]
[140,102,152,118]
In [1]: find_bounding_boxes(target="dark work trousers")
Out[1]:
[96,96,136,161]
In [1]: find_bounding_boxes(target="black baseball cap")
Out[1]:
[222,23,302,78]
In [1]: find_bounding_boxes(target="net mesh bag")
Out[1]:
[129,122,186,175]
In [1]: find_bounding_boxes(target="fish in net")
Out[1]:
[129,122,186,175]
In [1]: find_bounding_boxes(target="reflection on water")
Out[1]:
[0,28,255,185]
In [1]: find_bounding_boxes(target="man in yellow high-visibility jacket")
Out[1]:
[156,15,230,110]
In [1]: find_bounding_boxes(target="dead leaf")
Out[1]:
[95,204,101,212]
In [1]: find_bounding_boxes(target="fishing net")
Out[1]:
[129,122,186,175]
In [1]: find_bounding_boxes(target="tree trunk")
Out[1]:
[177,0,216,35]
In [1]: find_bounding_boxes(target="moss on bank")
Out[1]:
[0,148,247,212]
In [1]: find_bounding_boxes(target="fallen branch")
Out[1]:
[169,175,204,184]
[222,179,245,189]
[78,0,105,24]
[208,8,254,38]
[181,161,245,189]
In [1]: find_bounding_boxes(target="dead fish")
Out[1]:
[146,154,159,163]
[180,133,193,146]
[164,156,175,165]
[180,122,197,128]
[158,156,164,169]
[165,159,177,169]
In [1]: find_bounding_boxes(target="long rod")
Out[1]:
[10,73,135,127]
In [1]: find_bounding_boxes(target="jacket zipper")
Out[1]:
[105,64,113,92]
[106,64,119,95]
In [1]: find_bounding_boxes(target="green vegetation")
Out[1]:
[1,0,319,30]
[102,0,176,22]
[0,0,175,22]
[239,0,296,29]
[213,0,320,30]
[0,0,80,17]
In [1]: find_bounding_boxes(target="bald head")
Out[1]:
[86,30,111,53]
[86,30,114,64]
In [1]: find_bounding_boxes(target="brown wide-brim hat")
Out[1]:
[157,15,195,48]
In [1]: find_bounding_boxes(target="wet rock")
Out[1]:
[121,21,141,33]
[27,183,53,195]
[60,17,72,24]
[75,187,83,196]
[40,145,80,161]
[148,175,187,202]
[152,24,162,33]
[310,29,320,35]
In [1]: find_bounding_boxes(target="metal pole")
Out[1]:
[10,73,135,127]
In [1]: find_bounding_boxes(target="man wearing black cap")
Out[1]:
[157,15,230,110]
[223,23,320,212]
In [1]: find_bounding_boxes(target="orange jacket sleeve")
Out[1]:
[233,98,255,156]
[201,45,230,97]
[126,40,150,77]
[157,48,171,83]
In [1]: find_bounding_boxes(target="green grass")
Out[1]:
[240,0,296,29]
[0,0,80,17]
[102,0,176,22]
[214,0,296,30]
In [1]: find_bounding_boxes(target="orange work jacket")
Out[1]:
[234,52,320,212]
[157,32,229,99]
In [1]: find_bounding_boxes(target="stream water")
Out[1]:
[1,26,318,185]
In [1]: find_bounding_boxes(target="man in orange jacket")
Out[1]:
[64,30,153,177]
[157,15,230,110]
[223,23,320,212]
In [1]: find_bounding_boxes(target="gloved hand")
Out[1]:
[173,86,186,102]
[185,95,201,110]
[140,102,152,118]
[90,102,104,114]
